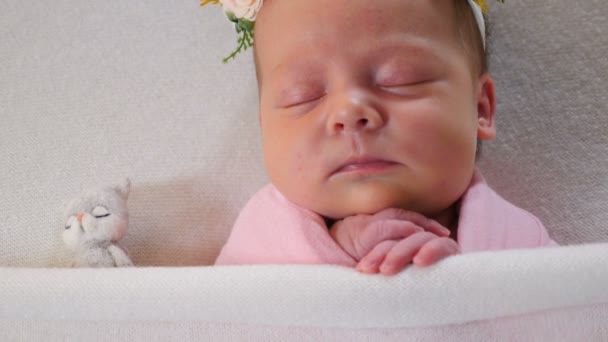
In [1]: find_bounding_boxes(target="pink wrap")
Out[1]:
[216,169,558,266]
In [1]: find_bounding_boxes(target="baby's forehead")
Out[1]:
[276,43,441,74]
[254,0,462,76]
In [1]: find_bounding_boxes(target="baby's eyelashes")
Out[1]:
[377,82,430,97]
[276,87,326,109]
[375,73,438,97]
[374,64,439,96]
[376,72,417,87]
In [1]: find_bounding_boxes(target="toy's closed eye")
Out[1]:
[92,206,110,218]
[65,216,76,229]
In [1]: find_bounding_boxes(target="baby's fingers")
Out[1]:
[413,237,461,267]
[356,240,398,274]
[379,232,437,276]
[373,208,451,237]
[355,220,423,257]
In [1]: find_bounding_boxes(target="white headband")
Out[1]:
[202,0,490,62]
[467,0,487,49]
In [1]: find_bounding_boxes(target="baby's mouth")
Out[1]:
[331,156,399,176]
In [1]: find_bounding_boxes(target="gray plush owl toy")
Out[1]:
[62,179,134,267]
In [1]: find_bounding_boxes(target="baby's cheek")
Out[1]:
[393,116,446,164]
[289,151,314,189]
[412,114,473,164]
[293,151,305,174]
[268,140,320,205]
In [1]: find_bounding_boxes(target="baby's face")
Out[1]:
[255,0,496,220]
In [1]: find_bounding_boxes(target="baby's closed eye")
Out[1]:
[276,85,326,109]
[373,57,443,95]
[377,74,433,87]
[376,67,435,89]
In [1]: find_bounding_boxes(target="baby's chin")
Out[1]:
[314,183,424,219]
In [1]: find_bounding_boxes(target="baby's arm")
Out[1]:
[329,208,460,275]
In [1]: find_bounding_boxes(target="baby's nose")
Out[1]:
[76,212,85,222]
[326,93,384,135]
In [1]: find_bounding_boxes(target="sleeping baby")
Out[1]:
[208,0,558,274]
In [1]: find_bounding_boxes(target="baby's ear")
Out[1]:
[476,73,497,141]
[114,178,132,200]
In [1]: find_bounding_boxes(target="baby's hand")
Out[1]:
[356,230,460,276]
[329,208,460,275]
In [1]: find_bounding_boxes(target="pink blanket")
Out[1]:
[216,169,557,265]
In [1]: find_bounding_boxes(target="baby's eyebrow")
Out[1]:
[267,63,328,93]
[365,32,444,57]
[270,59,326,79]
[372,43,443,64]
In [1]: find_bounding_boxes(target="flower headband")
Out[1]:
[201,0,503,63]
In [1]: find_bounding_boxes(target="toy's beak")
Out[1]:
[76,212,85,222]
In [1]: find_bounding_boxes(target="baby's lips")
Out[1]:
[330,155,399,176]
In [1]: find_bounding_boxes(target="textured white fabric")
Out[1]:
[2,307,608,342]
[0,0,264,267]
[1,243,608,340]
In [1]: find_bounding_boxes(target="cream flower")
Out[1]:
[220,0,263,21]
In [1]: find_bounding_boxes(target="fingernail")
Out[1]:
[358,261,376,272]
[379,263,392,274]
[413,256,426,266]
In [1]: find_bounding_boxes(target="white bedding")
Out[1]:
[2,243,608,340]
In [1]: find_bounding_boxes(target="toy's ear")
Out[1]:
[114,178,132,200]
[61,199,74,217]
